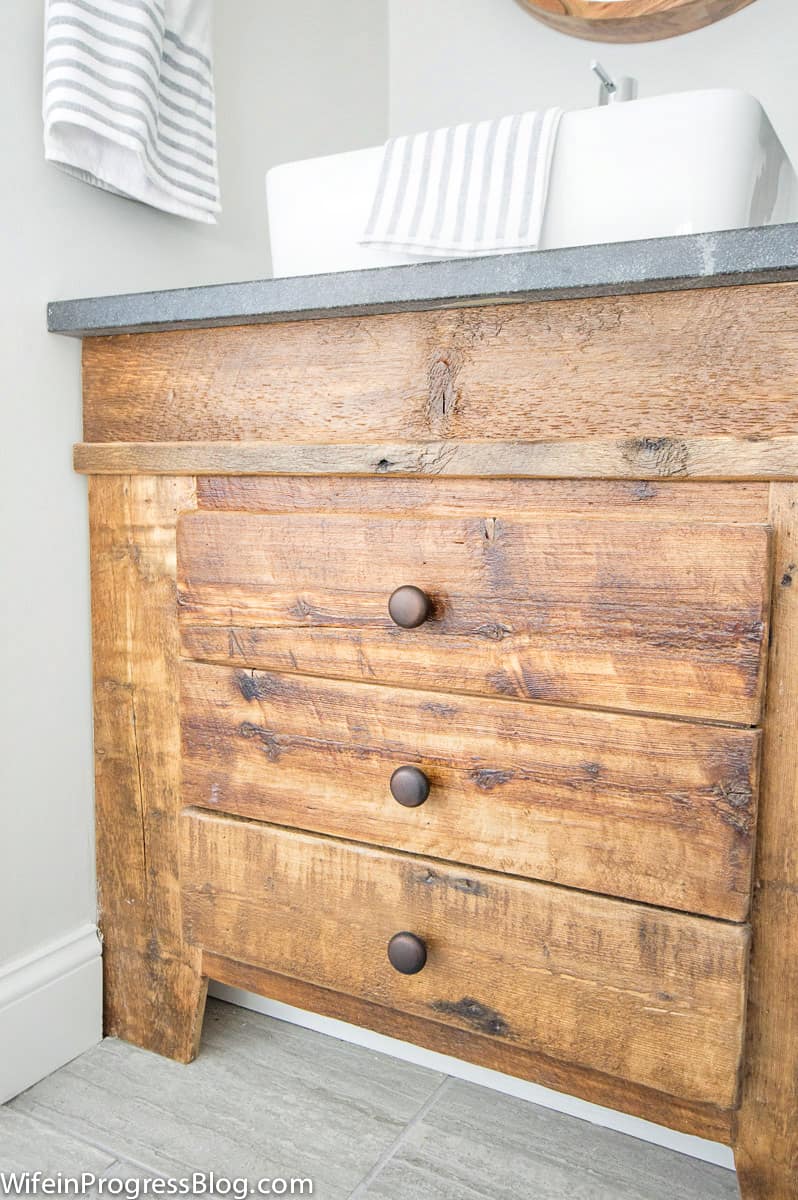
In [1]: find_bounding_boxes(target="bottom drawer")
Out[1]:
[180,808,749,1107]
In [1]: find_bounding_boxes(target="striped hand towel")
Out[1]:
[362,109,562,257]
[43,0,220,223]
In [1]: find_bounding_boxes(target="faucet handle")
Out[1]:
[591,60,638,106]
[591,60,617,98]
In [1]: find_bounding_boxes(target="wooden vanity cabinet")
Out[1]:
[76,281,798,1198]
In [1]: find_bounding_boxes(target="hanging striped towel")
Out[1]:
[43,0,220,223]
[362,109,562,257]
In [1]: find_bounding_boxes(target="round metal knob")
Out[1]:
[387,931,427,975]
[390,765,430,808]
[388,585,432,629]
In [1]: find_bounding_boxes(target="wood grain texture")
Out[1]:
[90,475,207,1061]
[177,511,771,724]
[733,483,798,1198]
[204,952,735,1146]
[196,476,771,524]
[181,662,760,920]
[181,810,750,1106]
[81,284,798,445]
[517,0,758,43]
[74,435,798,480]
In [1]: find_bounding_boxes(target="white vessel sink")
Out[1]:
[267,89,796,278]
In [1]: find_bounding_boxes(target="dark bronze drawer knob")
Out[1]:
[388,585,432,629]
[387,931,427,975]
[390,765,430,808]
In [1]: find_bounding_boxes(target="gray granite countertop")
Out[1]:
[48,223,798,338]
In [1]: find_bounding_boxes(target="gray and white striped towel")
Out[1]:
[43,0,220,223]
[362,109,562,257]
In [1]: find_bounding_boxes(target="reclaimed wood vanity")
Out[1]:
[53,227,798,1197]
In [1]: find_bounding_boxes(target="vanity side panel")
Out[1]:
[89,475,207,1061]
[734,483,798,1198]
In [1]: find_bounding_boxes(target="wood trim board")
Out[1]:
[75,436,798,480]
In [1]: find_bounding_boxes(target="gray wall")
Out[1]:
[389,0,797,166]
[0,0,387,973]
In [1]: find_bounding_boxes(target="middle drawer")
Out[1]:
[180,661,759,921]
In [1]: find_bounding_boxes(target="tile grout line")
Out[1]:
[7,1107,175,1178]
[346,1074,453,1200]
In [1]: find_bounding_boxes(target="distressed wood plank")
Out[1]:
[90,475,207,1061]
[196,476,771,524]
[181,662,760,920]
[733,483,798,1198]
[177,511,771,724]
[82,284,798,445]
[204,951,735,1145]
[181,810,750,1107]
[74,435,798,480]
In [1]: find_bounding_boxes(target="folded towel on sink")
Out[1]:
[43,0,220,223]
[361,109,563,258]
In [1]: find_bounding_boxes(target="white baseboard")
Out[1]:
[0,924,102,1104]
[209,981,735,1172]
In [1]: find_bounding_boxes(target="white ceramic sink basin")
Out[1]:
[267,89,796,278]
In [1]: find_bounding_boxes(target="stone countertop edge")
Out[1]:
[48,223,798,338]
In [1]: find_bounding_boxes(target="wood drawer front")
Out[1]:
[181,661,759,921]
[177,511,771,724]
[180,809,749,1107]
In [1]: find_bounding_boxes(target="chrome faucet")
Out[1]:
[591,60,638,106]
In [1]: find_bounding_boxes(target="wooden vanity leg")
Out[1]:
[89,475,207,1062]
[734,483,798,1198]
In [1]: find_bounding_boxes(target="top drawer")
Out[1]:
[178,511,771,724]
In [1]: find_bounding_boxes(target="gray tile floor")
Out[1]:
[2,998,741,1199]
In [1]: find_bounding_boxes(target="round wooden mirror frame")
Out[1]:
[516,0,759,43]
